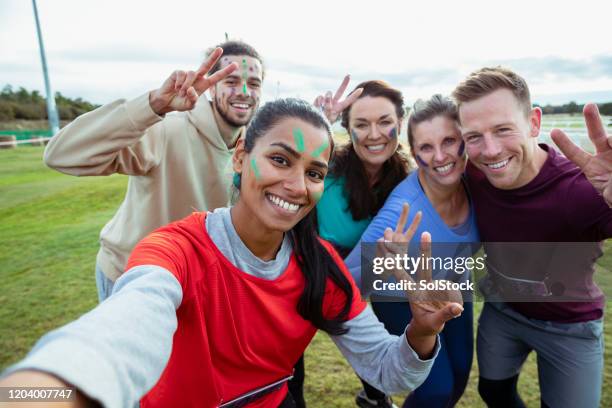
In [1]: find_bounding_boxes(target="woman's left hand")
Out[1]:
[313,75,363,124]
[376,203,464,359]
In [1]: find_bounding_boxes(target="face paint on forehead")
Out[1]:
[293,128,306,153]
[219,57,233,68]
[311,139,329,159]
[388,127,398,139]
[241,59,248,95]
[250,157,262,180]
[415,155,428,168]
[458,141,465,157]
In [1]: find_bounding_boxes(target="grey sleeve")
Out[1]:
[331,305,440,395]
[1,265,182,408]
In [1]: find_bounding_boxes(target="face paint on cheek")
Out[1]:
[415,155,428,168]
[388,127,398,139]
[351,130,359,143]
[311,190,323,203]
[458,141,465,157]
[250,90,259,104]
[250,157,262,180]
[293,128,306,153]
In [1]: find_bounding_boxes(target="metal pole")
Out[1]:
[32,0,59,135]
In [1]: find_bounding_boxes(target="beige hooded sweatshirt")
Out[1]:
[44,92,241,281]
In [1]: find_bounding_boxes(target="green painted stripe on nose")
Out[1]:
[293,128,306,153]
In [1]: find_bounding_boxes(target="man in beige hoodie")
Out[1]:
[43,40,264,301]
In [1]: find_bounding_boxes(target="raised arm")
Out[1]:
[0,266,183,408]
[43,47,237,176]
[313,75,363,124]
[551,103,612,206]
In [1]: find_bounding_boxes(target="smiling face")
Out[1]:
[348,96,401,173]
[233,117,331,232]
[411,115,465,188]
[210,55,263,127]
[459,88,543,189]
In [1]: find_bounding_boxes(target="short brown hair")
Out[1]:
[452,67,531,116]
[407,94,458,150]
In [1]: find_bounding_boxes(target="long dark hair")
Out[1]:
[237,98,353,335]
[334,80,410,220]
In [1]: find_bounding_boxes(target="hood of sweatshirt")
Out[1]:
[187,95,244,151]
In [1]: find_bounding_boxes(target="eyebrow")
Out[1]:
[270,142,329,170]
[354,114,392,122]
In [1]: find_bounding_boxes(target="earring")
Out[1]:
[233,172,242,189]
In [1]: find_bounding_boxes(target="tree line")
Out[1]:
[1,85,611,123]
[535,101,612,116]
[0,85,99,121]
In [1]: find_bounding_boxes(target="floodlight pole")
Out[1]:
[32,0,59,135]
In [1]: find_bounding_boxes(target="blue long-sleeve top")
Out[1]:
[345,171,480,299]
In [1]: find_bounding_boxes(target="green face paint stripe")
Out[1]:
[250,157,261,179]
[293,128,306,153]
[242,59,248,94]
[311,140,329,158]
[311,190,324,201]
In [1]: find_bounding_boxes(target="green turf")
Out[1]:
[0,146,610,407]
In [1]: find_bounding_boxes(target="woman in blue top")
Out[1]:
[288,79,411,408]
[345,95,479,408]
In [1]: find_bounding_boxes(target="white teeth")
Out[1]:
[367,144,385,152]
[434,162,455,173]
[231,103,250,109]
[487,159,509,169]
[266,194,300,213]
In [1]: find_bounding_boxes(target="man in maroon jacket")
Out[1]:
[453,67,612,408]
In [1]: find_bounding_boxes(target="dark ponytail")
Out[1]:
[238,98,354,335]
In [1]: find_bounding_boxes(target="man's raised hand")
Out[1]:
[313,75,363,124]
[149,47,238,115]
[551,103,612,206]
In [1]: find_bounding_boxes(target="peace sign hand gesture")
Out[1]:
[551,103,612,206]
[313,75,363,124]
[376,203,463,358]
[149,47,238,115]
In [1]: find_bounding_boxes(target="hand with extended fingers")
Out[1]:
[551,104,612,206]
[313,75,363,124]
[149,47,238,116]
[376,203,464,358]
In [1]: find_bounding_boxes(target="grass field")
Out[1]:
[0,146,611,407]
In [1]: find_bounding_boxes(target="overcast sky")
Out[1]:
[2,0,611,106]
